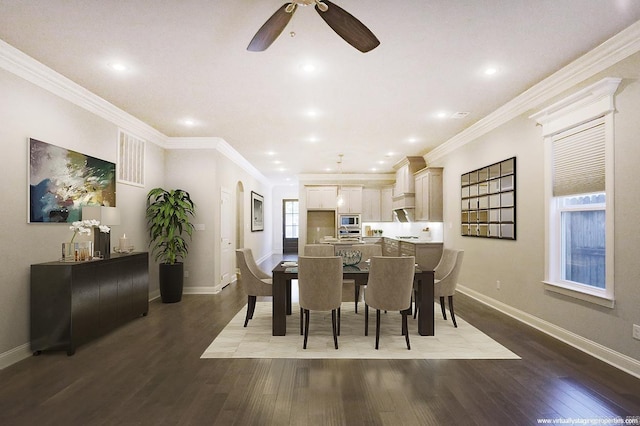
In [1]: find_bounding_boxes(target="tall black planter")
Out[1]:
[159,262,184,303]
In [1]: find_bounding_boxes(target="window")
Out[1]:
[531,78,620,307]
[558,193,605,288]
[284,200,299,238]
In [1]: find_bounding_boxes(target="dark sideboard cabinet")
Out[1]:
[30,252,149,355]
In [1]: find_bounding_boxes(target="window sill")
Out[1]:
[543,281,615,308]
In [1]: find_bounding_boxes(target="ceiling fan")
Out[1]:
[247,0,380,53]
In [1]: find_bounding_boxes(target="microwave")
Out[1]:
[339,215,360,227]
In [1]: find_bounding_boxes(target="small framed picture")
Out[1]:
[251,191,264,232]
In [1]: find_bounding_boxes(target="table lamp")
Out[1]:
[82,206,121,258]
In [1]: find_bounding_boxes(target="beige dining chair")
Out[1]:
[235,248,272,327]
[303,244,334,256]
[364,256,415,350]
[300,244,335,333]
[297,256,343,349]
[433,249,465,327]
[342,244,382,313]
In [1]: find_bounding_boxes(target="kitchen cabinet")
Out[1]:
[30,253,149,355]
[383,237,400,256]
[414,167,443,222]
[306,186,338,209]
[381,185,394,221]
[362,186,394,222]
[383,237,443,270]
[392,157,426,210]
[362,188,381,221]
[337,186,363,214]
[393,157,426,198]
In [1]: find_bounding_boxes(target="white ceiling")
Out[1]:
[1,1,640,184]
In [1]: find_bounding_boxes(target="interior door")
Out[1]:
[282,199,298,254]
[220,188,233,288]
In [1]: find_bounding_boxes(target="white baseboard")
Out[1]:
[458,285,640,379]
[0,343,32,370]
[184,285,222,295]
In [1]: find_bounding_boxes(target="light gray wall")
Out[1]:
[0,67,165,358]
[431,52,640,361]
[0,63,274,365]
[163,149,271,291]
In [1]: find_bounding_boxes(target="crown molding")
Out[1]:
[298,173,395,185]
[0,39,167,146]
[530,77,622,136]
[0,40,271,186]
[166,137,271,187]
[425,20,640,164]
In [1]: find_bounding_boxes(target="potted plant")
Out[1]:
[146,188,196,303]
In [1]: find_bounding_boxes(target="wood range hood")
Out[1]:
[392,156,427,222]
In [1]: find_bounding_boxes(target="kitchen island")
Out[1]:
[318,237,443,270]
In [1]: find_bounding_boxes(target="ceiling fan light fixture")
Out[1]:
[316,1,329,12]
[248,0,379,53]
[285,3,297,13]
[336,153,345,206]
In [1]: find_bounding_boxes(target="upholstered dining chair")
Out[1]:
[303,244,334,256]
[364,256,415,350]
[432,249,465,327]
[297,256,343,349]
[414,249,465,326]
[300,244,335,333]
[342,244,382,313]
[235,248,272,327]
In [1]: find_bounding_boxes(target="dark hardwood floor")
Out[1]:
[1,254,639,425]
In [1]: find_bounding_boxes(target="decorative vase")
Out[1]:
[61,241,93,262]
[159,262,184,303]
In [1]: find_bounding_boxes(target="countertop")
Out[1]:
[384,237,443,244]
[322,237,443,245]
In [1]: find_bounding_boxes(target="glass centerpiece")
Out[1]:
[337,249,362,266]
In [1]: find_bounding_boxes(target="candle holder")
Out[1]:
[113,246,135,254]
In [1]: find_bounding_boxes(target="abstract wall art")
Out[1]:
[28,138,116,223]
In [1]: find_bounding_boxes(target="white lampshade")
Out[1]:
[82,206,121,225]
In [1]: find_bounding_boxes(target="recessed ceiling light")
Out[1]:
[407,137,418,144]
[183,119,196,126]
[301,63,316,73]
[385,152,394,157]
[371,167,378,172]
[484,67,498,76]
[305,109,320,118]
[109,62,128,72]
[266,151,276,156]
[436,111,448,119]
[378,160,385,165]
[273,160,282,165]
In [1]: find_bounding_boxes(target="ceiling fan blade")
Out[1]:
[247,3,296,52]
[315,0,380,53]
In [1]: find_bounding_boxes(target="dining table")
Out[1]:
[271,261,435,336]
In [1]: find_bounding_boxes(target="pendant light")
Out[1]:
[336,154,345,207]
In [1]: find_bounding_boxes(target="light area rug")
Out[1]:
[201,302,520,360]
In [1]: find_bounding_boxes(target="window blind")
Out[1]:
[552,118,605,197]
